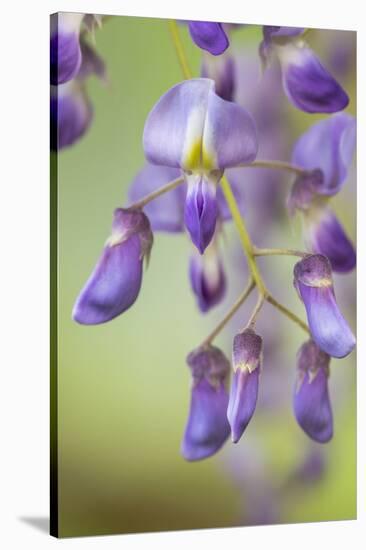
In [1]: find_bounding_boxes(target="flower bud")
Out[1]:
[227,329,262,443]
[72,209,153,325]
[188,22,229,56]
[189,243,226,313]
[293,340,333,443]
[181,346,230,461]
[293,254,355,358]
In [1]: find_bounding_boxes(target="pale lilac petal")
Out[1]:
[227,368,259,443]
[292,113,356,194]
[188,22,229,55]
[128,164,185,233]
[277,42,349,113]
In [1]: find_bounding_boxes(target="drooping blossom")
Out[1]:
[181,345,231,461]
[227,329,262,443]
[289,113,356,272]
[143,78,258,253]
[293,254,356,358]
[293,340,333,443]
[73,208,153,325]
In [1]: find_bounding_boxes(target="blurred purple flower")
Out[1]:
[182,346,231,461]
[73,208,153,325]
[201,53,235,101]
[293,254,356,358]
[189,238,226,312]
[188,22,229,55]
[50,13,84,85]
[294,340,333,443]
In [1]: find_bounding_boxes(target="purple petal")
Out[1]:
[278,42,349,113]
[184,175,218,253]
[188,22,229,55]
[292,113,356,195]
[143,79,257,171]
[304,207,356,273]
[263,26,305,41]
[73,235,142,325]
[50,83,93,151]
[294,255,356,358]
[128,164,185,233]
[227,367,259,443]
[181,378,230,461]
[50,13,83,85]
[189,248,226,312]
[294,364,333,443]
[201,54,235,102]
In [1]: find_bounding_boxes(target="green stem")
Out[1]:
[254,247,308,258]
[168,20,192,79]
[266,294,309,334]
[246,292,265,329]
[236,160,306,176]
[202,279,255,346]
[129,176,184,209]
[220,175,267,296]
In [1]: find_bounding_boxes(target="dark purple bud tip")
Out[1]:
[294,340,333,443]
[201,54,235,102]
[72,209,153,325]
[304,207,356,273]
[294,255,356,358]
[181,346,231,461]
[279,42,349,114]
[184,175,218,254]
[188,22,229,56]
[189,246,226,313]
[227,329,262,443]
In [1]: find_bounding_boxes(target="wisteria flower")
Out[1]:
[289,113,356,272]
[293,254,356,358]
[143,78,258,253]
[189,237,226,312]
[50,12,84,85]
[188,22,229,55]
[73,208,153,325]
[293,340,333,443]
[227,329,262,443]
[182,346,231,461]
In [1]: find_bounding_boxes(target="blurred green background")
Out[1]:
[54,16,356,537]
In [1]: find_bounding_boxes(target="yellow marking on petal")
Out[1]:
[235,361,259,374]
[183,140,216,172]
[105,232,126,248]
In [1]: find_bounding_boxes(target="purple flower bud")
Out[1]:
[293,340,333,443]
[73,209,153,325]
[184,174,219,253]
[201,54,235,102]
[50,13,84,85]
[303,206,356,273]
[188,22,229,55]
[189,244,226,312]
[293,255,356,358]
[276,41,349,113]
[227,329,262,443]
[182,346,231,461]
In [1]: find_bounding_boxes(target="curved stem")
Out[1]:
[129,176,184,210]
[266,294,309,335]
[246,292,265,329]
[235,160,307,176]
[202,278,255,347]
[168,20,192,79]
[254,247,309,258]
[220,175,267,296]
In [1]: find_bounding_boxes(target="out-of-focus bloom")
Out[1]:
[51,38,106,151]
[293,340,333,443]
[261,27,349,113]
[143,78,257,252]
[182,346,231,461]
[189,237,226,312]
[201,53,235,101]
[50,13,84,85]
[227,329,262,443]
[188,22,229,55]
[289,114,356,272]
[73,208,153,325]
[293,254,356,358]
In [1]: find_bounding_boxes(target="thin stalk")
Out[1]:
[246,292,265,329]
[202,279,255,346]
[220,175,267,296]
[236,160,307,176]
[254,247,309,258]
[266,294,310,335]
[168,20,192,79]
[129,176,184,210]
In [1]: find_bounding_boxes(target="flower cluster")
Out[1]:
[50,13,106,151]
[65,19,356,461]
